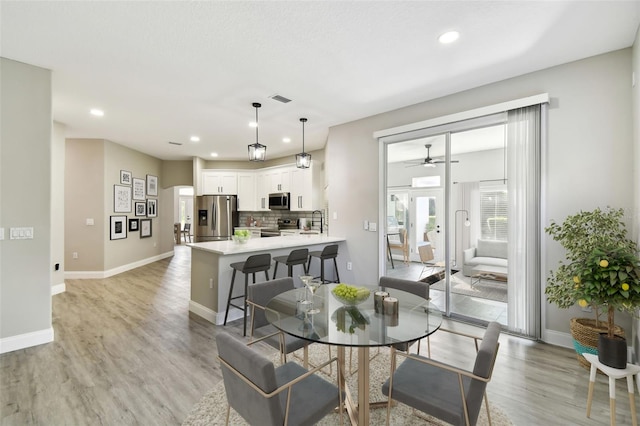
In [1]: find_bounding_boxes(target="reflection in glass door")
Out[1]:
[409,190,443,263]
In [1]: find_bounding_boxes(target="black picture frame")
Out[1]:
[147,174,158,196]
[134,201,146,217]
[140,219,152,238]
[120,170,132,185]
[110,215,127,240]
[129,218,139,232]
[147,198,157,218]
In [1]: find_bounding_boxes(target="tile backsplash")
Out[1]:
[239,210,327,232]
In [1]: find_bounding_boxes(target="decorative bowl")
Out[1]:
[232,235,251,244]
[331,284,371,306]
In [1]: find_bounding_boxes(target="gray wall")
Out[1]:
[326,48,636,338]
[0,58,52,343]
[51,122,66,290]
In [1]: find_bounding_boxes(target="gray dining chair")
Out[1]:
[216,332,344,426]
[379,276,431,355]
[247,277,309,365]
[382,321,501,426]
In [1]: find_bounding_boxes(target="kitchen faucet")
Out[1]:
[312,210,323,234]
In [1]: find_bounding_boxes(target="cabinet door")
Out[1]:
[289,167,312,211]
[255,172,270,211]
[237,173,256,211]
[202,172,221,194]
[220,173,238,195]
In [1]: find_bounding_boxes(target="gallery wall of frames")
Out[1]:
[110,169,158,240]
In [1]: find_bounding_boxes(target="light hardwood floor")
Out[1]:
[0,245,635,425]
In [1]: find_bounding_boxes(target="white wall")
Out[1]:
[326,48,636,339]
[0,58,53,352]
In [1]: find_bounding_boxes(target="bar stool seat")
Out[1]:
[223,253,271,336]
[273,248,309,279]
[307,244,340,284]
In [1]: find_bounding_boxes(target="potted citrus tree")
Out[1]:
[573,246,640,368]
[545,207,638,368]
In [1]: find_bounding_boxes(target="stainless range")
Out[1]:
[260,219,299,237]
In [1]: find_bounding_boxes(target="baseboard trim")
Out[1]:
[0,327,54,354]
[188,300,243,325]
[542,329,572,349]
[65,251,174,279]
[51,283,66,295]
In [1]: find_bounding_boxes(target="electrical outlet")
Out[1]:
[347,262,353,270]
[72,252,78,259]
[209,278,214,289]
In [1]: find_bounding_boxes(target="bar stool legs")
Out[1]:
[273,248,309,279]
[307,244,340,284]
[223,253,271,336]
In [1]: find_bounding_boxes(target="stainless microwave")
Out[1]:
[268,192,290,210]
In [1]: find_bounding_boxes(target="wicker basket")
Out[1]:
[570,317,625,370]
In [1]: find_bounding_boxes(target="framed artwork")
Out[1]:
[110,215,127,240]
[120,170,132,185]
[147,174,158,196]
[147,199,158,218]
[129,218,139,232]
[132,178,145,200]
[134,201,147,217]
[114,185,132,213]
[140,219,152,238]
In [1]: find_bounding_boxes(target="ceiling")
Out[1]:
[2,1,639,162]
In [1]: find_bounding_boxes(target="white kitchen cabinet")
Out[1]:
[266,167,291,193]
[290,162,322,211]
[202,170,237,195]
[255,171,270,211]
[237,173,256,211]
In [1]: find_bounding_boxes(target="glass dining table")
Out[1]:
[265,283,443,425]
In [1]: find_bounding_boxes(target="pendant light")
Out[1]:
[248,102,266,162]
[295,117,311,169]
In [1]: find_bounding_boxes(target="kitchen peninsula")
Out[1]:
[188,235,346,325]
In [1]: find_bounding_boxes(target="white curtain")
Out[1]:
[507,105,542,337]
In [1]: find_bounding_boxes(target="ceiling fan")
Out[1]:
[404,144,459,167]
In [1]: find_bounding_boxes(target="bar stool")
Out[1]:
[223,253,271,336]
[273,248,309,279]
[307,244,340,284]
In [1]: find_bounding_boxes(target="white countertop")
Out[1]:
[188,234,345,255]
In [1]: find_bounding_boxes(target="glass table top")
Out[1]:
[265,283,442,347]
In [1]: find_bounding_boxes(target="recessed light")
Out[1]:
[283,137,291,143]
[190,136,200,142]
[438,31,459,44]
[90,108,104,116]
[210,152,218,157]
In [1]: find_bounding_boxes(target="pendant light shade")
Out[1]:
[248,102,266,162]
[295,117,311,169]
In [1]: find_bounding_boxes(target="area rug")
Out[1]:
[425,272,507,304]
[182,345,512,425]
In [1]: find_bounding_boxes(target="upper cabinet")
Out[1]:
[199,163,322,211]
[237,173,256,211]
[266,167,291,193]
[290,162,322,211]
[201,170,238,195]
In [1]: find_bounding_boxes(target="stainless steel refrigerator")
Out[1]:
[195,195,239,242]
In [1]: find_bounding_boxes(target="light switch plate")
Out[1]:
[369,222,377,232]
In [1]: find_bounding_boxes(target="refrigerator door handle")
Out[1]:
[212,202,217,231]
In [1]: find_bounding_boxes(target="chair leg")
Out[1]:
[333,257,340,282]
[223,269,237,325]
[320,258,325,283]
[287,264,293,277]
[243,273,250,336]
[273,262,279,278]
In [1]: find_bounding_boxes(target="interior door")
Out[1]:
[409,189,443,263]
